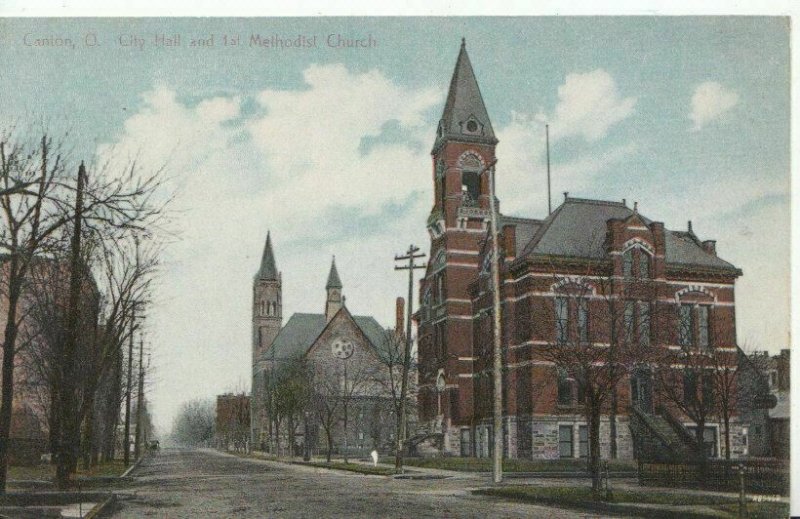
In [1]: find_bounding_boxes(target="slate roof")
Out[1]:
[264,310,391,362]
[434,39,497,150]
[256,232,278,280]
[500,215,542,256]
[516,197,738,272]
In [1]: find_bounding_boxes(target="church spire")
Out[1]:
[257,232,278,280]
[435,38,497,150]
[325,256,343,321]
[325,256,343,289]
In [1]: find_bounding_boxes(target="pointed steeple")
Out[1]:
[257,232,278,280]
[326,256,343,289]
[435,38,497,150]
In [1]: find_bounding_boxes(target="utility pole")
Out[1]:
[546,124,552,215]
[134,337,145,461]
[484,158,504,483]
[123,305,135,466]
[393,245,425,474]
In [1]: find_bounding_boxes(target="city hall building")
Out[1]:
[415,41,745,460]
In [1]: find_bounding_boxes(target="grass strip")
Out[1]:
[475,486,788,519]
[404,457,636,473]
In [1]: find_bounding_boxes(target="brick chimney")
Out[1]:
[395,297,405,336]
[702,240,717,256]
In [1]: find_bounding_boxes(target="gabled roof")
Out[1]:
[256,232,278,281]
[264,310,389,362]
[516,197,738,272]
[325,257,343,289]
[434,39,497,150]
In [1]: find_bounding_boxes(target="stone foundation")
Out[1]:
[441,414,637,460]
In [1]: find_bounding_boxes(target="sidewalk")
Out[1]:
[245,450,472,479]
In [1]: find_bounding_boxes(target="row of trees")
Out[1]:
[257,331,415,463]
[0,126,168,491]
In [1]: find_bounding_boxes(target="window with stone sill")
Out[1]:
[678,303,713,351]
[554,294,590,345]
[623,246,652,279]
[558,425,574,458]
[624,300,651,348]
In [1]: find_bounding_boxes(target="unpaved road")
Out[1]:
[108,448,611,518]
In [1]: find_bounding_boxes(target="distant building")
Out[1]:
[0,256,102,464]
[415,40,745,460]
[216,393,250,452]
[250,235,405,456]
[746,349,790,459]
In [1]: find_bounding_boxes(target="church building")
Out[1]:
[250,234,398,455]
[415,40,745,461]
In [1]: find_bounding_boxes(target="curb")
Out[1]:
[120,455,145,478]
[82,494,117,519]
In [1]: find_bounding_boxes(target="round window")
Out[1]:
[466,120,478,132]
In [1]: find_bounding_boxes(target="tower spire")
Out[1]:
[434,39,497,150]
[326,255,343,289]
[325,256,344,321]
[257,232,278,280]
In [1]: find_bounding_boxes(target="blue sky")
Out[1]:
[0,17,789,432]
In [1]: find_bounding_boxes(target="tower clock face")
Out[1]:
[331,338,354,359]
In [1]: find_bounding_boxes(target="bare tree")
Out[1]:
[216,393,250,453]
[538,265,656,493]
[311,368,343,462]
[0,125,170,491]
[0,130,70,493]
[271,356,312,459]
[375,330,417,454]
[171,399,215,447]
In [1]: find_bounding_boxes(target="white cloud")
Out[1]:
[494,69,636,216]
[495,111,637,216]
[539,69,636,142]
[101,65,440,431]
[689,81,739,131]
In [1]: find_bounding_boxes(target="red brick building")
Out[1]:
[216,392,250,452]
[416,41,745,460]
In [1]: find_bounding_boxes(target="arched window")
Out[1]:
[459,153,482,205]
[260,301,266,315]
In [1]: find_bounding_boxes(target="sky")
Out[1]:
[0,17,790,435]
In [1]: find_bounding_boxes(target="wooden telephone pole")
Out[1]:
[134,337,145,461]
[484,158,504,483]
[123,305,135,466]
[393,245,425,474]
